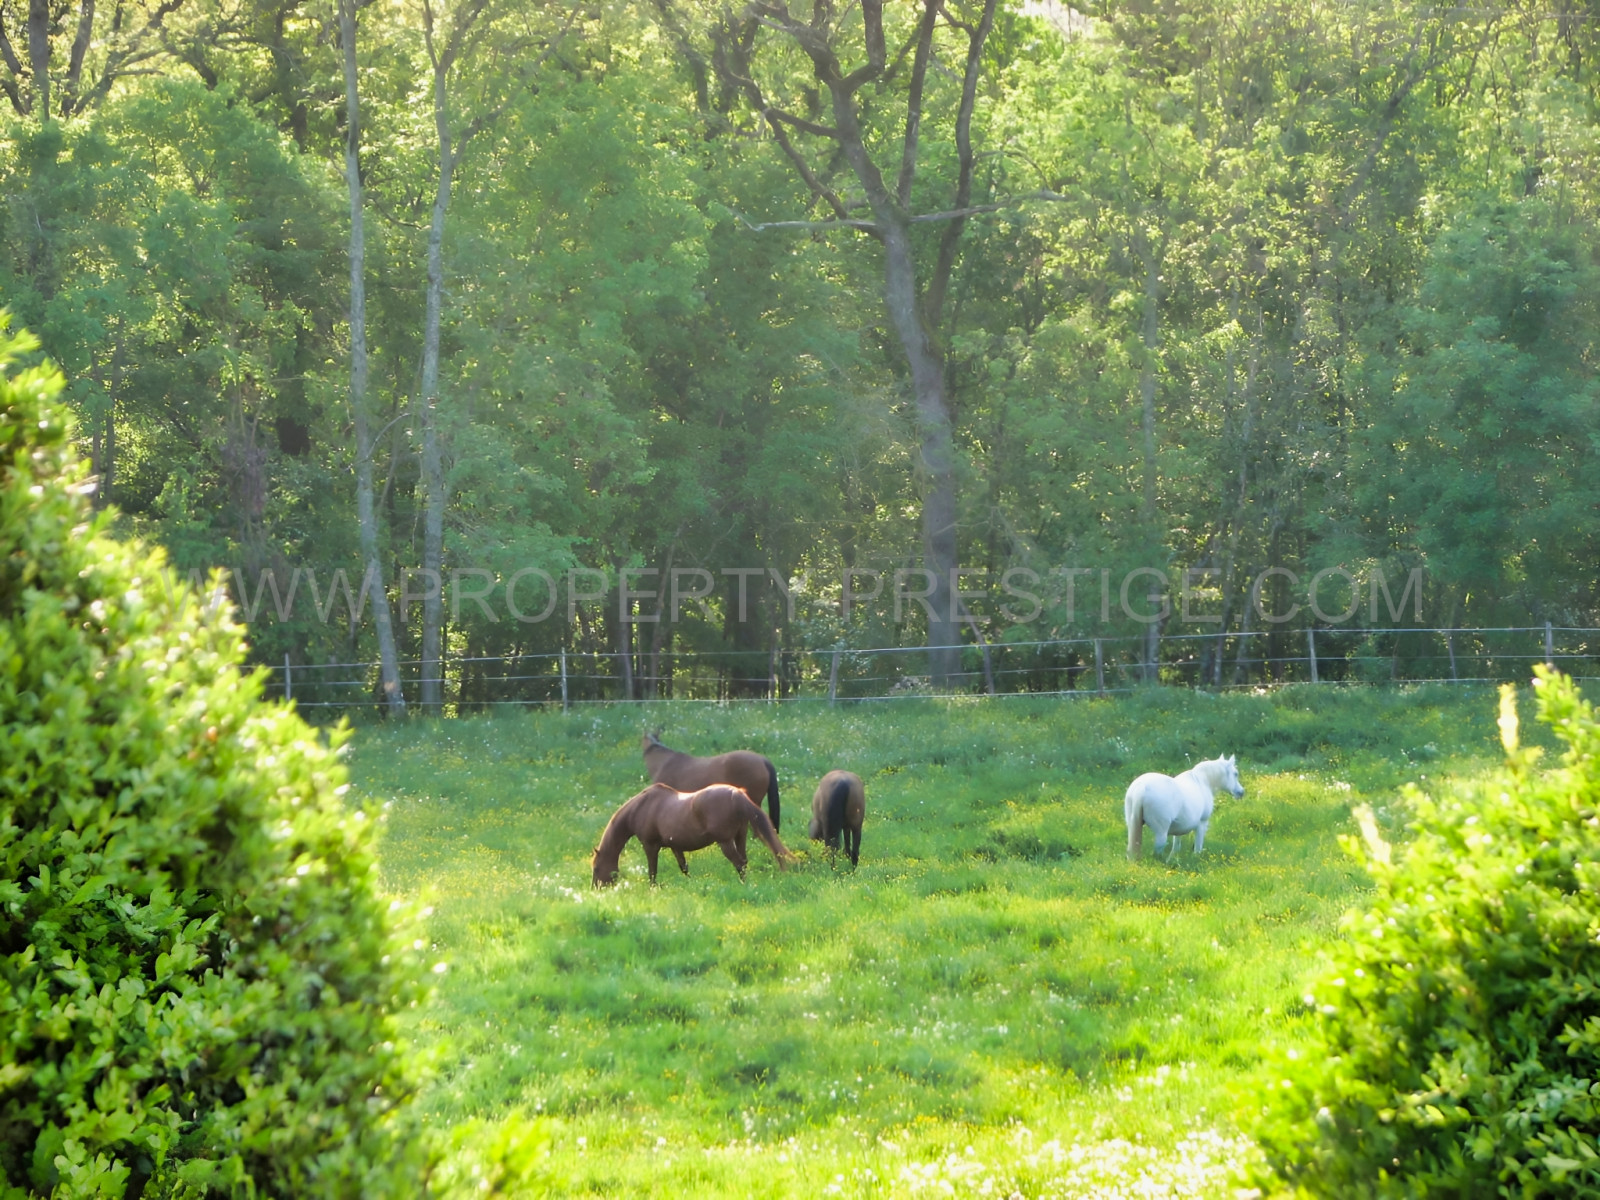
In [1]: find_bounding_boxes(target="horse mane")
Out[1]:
[1186,755,1233,790]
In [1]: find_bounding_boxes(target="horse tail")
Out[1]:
[1125,782,1144,860]
[748,802,791,871]
[826,777,851,846]
[765,760,781,832]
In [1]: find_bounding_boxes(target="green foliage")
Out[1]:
[1254,669,1600,1196]
[1356,196,1600,613]
[0,323,427,1196]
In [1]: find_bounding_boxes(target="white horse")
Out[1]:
[1124,754,1243,861]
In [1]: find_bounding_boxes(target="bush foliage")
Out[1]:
[1255,668,1600,1196]
[0,323,426,1196]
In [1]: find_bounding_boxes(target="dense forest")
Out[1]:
[2,0,1597,708]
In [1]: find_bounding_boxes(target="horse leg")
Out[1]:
[1151,823,1172,862]
[672,848,689,876]
[644,842,661,882]
[718,838,749,880]
[1193,822,1208,855]
[848,825,860,867]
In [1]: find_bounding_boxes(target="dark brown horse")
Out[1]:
[809,770,865,867]
[592,783,792,886]
[641,732,781,831]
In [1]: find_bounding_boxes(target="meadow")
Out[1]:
[348,685,1544,1197]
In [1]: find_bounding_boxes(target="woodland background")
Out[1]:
[3,0,1598,708]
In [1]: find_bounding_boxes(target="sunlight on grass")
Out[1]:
[348,685,1530,1195]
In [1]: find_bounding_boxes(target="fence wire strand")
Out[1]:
[262,625,1599,713]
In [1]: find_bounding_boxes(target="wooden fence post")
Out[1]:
[828,648,840,706]
[560,648,569,712]
[1446,630,1458,681]
[1546,620,1555,667]
[1094,638,1105,695]
[284,653,292,702]
[1306,628,1318,684]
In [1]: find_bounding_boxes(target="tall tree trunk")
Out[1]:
[617,585,634,701]
[1136,245,1162,683]
[1218,312,1263,685]
[1231,590,1254,686]
[91,331,121,509]
[101,400,114,506]
[646,542,677,701]
[413,0,554,710]
[27,0,48,118]
[1139,247,1160,522]
[416,54,457,714]
[714,0,998,688]
[880,221,960,681]
[340,0,406,715]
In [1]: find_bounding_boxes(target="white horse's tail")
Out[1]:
[1125,783,1144,859]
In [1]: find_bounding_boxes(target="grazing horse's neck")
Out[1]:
[596,807,635,860]
[1186,760,1222,793]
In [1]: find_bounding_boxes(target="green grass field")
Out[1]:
[348,685,1541,1197]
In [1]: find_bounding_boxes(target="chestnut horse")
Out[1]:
[592,783,792,886]
[641,732,781,831]
[809,770,865,867]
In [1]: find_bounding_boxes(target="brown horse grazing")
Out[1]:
[809,770,865,867]
[641,732,781,831]
[592,783,792,887]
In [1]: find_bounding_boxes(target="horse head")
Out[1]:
[641,730,663,754]
[1217,753,1244,798]
[592,847,619,887]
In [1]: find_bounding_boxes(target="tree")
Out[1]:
[411,0,572,710]
[338,0,406,713]
[0,0,188,120]
[676,0,1002,684]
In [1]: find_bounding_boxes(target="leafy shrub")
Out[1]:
[0,323,427,1196]
[1254,668,1600,1196]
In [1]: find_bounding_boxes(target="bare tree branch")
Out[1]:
[61,0,95,116]
[926,0,997,324]
[839,0,887,90]
[731,191,1069,234]
[720,6,851,219]
[763,104,837,138]
[731,209,877,232]
[27,0,48,117]
[71,0,188,118]
[650,0,710,112]
[911,201,1003,222]
[0,17,26,115]
[895,1,938,207]
[764,112,852,219]
[456,10,575,152]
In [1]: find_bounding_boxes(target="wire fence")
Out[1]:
[263,623,1600,715]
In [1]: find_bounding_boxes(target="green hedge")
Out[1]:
[0,321,428,1196]
[1255,668,1600,1196]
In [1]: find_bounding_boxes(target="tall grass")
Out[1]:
[351,685,1537,1196]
